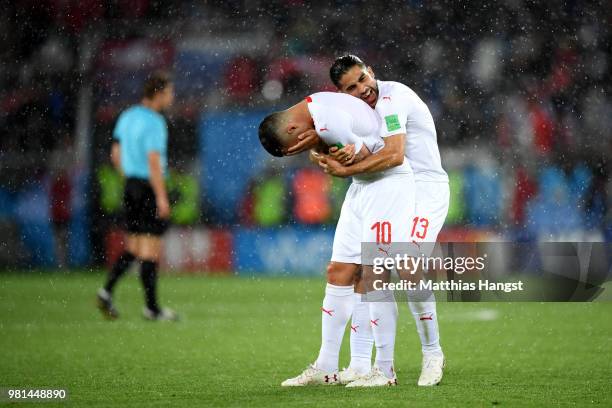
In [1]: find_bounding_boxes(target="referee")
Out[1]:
[97,71,178,321]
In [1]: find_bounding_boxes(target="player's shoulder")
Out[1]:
[125,105,164,121]
[310,91,360,106]
[309,92,370,119]
[117,105,141,124]
[377,80,417,99]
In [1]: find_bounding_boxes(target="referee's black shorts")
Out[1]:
[123,178,169,236]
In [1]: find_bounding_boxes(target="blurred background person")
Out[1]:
[96,71,178,321]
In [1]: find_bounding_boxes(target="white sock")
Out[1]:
[407,287,442,355]
[367,289,397,378]
[348,292,373,374]
[315,283,355,373]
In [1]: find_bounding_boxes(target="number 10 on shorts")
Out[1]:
[371,221,392,244]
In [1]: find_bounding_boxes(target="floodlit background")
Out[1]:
[1,2,611,407]
[0,1,610,272]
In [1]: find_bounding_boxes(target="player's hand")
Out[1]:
[329,144,356,165]
[286,129,320,156]
[156,195,171,219]
[318,156,350,177]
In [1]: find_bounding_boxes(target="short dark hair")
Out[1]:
[329,54,366,87]
[143,71,172,99]
[258,112,285,157]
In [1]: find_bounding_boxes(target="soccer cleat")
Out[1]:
[143,307,179,321]
[96,288,119,320]
[338,367,368,385]
[281,364,339,386]
[417,353,445,386]
[345,366,397,387]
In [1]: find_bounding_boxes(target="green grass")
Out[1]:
[0,271,611,407]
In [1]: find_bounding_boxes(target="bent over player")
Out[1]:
[259,91,416,386]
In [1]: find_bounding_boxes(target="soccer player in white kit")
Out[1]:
[258,91,416,387]
[288,55,450,386]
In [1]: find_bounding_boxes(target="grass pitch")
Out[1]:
[1,271,611,407]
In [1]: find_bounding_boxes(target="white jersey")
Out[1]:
[306,92,413,182]
[375,80,448,183]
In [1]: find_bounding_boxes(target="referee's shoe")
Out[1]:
[96,288,119,320]
[143,307,179,321]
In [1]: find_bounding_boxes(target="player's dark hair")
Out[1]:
[258,112,285,157]
[330,54,366,88]
[143,71,172,99]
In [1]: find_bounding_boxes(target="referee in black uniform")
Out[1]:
[97,72,178,321]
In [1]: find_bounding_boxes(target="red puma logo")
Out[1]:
[351,325,358,332]
[419,314,433,321]
[378,247,389,256]
[371,319,380,326]
[321,307,334,316]
[319,127,329,132]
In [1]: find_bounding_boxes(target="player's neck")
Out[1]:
[141,98,162,112]
[289,100,314,126]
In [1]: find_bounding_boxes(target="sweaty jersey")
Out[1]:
[113,105,168,179]
[375,80,448,183]
[306,92,413,182]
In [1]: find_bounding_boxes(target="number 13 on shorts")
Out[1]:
[411,217,429,240]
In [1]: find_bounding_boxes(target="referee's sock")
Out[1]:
[140,260,161,314]
[104,251,136,294]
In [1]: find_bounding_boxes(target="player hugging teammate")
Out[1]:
[259,55,449,387]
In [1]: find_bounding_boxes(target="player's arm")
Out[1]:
[309,149,323,164]
[321,110,371,165]
[148,152,170,219]
[111,114,124,175]
[319,134,404,177]
[145,120,170,219]
[331,143,371,164]
[322,92,411,176]
[312,140,370,165]
[286,129,321,156]
[110,141,122,174]
[308,139,328,164]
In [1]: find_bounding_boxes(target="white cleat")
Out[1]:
[281,364,339,386]
[338,367,369,385]
[143,307,179,321]
[418,353,445,386]
[345,366,397,387]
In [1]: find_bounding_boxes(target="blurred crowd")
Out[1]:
[0,0,610,261]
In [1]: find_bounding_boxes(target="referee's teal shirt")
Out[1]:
[113,105,168,179]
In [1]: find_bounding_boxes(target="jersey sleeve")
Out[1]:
[143,117,167,154]
[320,109,364,152]
[375,91,412,138]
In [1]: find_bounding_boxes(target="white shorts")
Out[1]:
[331,174,416,265]
[411,181,450,256]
